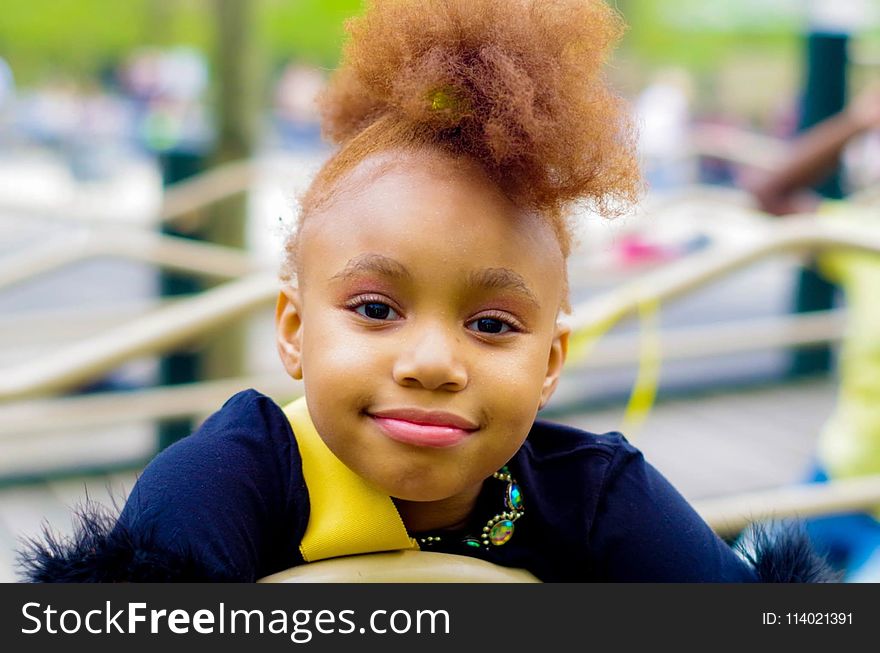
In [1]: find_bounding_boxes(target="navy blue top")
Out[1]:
[115,389,759,582]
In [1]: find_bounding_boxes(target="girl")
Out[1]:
[21,0,832,582]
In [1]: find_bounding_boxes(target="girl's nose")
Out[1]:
[392,324,468,391]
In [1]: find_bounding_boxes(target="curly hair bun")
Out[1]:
[318,0,640,221]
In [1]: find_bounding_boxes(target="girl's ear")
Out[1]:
[539,322,570,410]
[276,286,304,380]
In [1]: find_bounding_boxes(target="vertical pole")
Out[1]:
[156,1,261,451]
[200,0,261,380]
[789,31,848,377]
[157,152,207,451]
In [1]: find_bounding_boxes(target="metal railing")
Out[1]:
[0,157,281,228]
[0,271,278,400]
[697,475,880,537]
[0,228,262,293]
[566,216,880,336]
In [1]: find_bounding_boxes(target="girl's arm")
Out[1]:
[18,390,308,582]
[747,86,880,216]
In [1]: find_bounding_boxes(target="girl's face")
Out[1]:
[276,151,569,503]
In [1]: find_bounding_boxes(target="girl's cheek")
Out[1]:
[314,319,386,369]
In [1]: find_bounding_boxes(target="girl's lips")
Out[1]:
[370,416,473,448]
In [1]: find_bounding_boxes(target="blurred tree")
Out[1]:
[197,0,263,384]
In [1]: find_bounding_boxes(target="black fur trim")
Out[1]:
[734,521,842,583]
[17,501,228,583]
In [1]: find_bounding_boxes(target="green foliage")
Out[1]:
[1,0,153,81]
[262,0,363,70]
[0,0,363,85]
[621,0,799,74]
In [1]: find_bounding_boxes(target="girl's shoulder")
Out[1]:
[204,388,292,438]
[520,419,636,466]
[512,419,646,518]
[18,389,308,583]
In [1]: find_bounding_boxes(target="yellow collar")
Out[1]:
[282,396,420,562]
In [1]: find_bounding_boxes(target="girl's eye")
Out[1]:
[467,317,512,334]
[355,302,400,321]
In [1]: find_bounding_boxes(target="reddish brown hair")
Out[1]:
[284,0,640,298]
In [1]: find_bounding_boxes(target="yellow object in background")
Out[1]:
[621,298,661,436]
[815,205,880,519]
[565,296,662,440]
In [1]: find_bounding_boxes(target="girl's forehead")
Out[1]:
[297,155,566,302]
[305,150,557,244]
[324,148,508,208]
[306,163,560,255]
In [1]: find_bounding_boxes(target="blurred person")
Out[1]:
[748,84,880,214]
[0,55,14,149]
[0,56,13,104]
[746,83,880,581]
[120,48,211,156]
[635,67,696,191]
[66,81,132,181]
[273,61,324,151]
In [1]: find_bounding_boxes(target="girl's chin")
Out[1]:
[383,480,457,503]
[389,490,453,503]
[382,477,471,504]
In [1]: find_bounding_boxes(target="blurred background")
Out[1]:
[2,0,880,581]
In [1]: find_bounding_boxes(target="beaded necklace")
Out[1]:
[415,466,524,551]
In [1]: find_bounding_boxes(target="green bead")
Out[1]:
[489,519,514,546]
[508,483,523,510]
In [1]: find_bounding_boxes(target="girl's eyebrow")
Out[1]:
[330,254,541,310]
[330,254,412,282]
[467,268,541,311]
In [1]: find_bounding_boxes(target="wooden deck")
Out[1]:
[563,376,834,500]
[0,377,836,582]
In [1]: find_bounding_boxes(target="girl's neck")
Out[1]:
[392,481,484,534]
